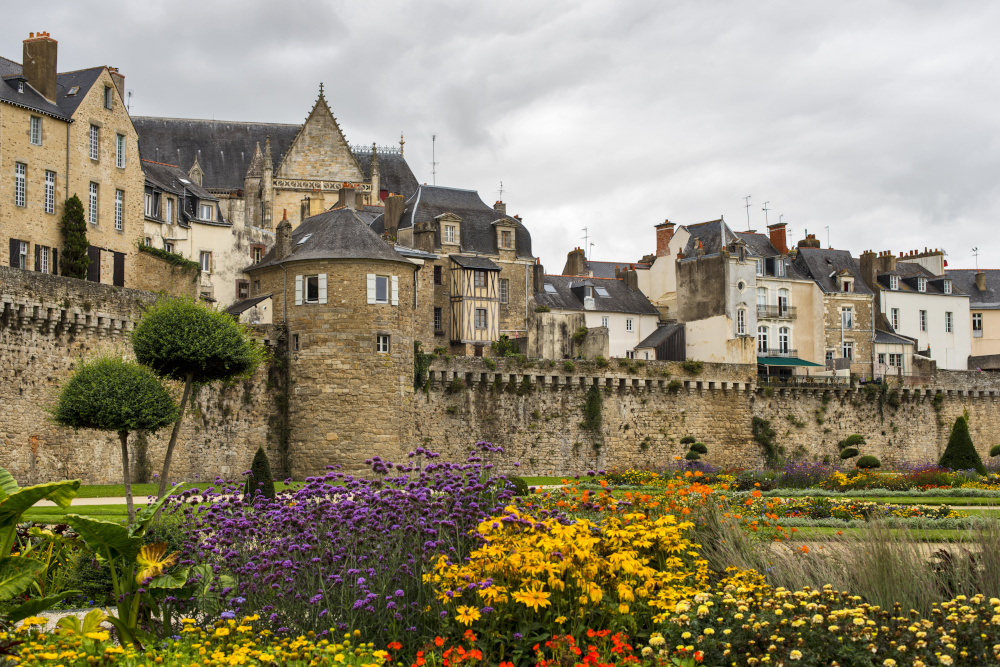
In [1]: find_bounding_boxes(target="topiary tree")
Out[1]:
[60,195,90,279]
[856,455,881,469]
[684,450,701,461]
[839,434,865,450]
[840,447,859,460]
[939,416,986,475]
[680,436,696,445]
[244,447,275,500]
[690,442,708,455]
[52,357,178,522]
[989,444,1000,458]
[131,298,266,499]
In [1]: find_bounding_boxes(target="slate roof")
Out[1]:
[142,160,217,201]
[876,262,965,296]
[370,185,533,259]
[0,59,105,121]
[585,260,650,279]
[450,254,500,270]
[227,294,271,316]
[250,207,414,270]
[874,329,915,346]
[533,275,659,315]
[636,323,684,349]
[132,117,420,197]
[680,219,737,256]
[792,247,874,295]
[733,232,810,280]
[946,269,1000,309]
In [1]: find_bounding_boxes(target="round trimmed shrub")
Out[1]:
[989,444,1000,458]
[839,447,859,460]
[680,436,696,445]
[856,455,881,469]
[839,434,865,449]
[689,442,708,454]
[506,476,529,497]
[684,450,701,461]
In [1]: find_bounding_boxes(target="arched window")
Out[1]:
[757,326,768,354]
[778,327,790,354]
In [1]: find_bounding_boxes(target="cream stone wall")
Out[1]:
[970,309,1000,357]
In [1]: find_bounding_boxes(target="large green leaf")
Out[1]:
[0,556,45,600]
[0,467,19,501]
[146,567,188,590]
[65,514,142,562]
[7,590,81,623]
[0,480,81,530]
[104,613,142,648]
[130,482,185,537]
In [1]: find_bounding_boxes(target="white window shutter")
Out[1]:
[367,274,376,304]
[391,275,399,305]
[318,273,327,304]
[295,275,303,306]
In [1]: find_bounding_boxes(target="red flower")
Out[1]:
[435,637,445,647]
[694,650,704,662]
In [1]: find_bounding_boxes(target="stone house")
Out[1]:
[1,33,143,286]
[370,186,535,355]
[792,241,876,376]
[945,269,1000,368]
[244,200,419,477]
[132,85,418,307]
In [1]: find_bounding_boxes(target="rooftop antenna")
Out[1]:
[743,195,752,230]
[589,242,595,261]
[824,226,830,249]
[973,247,980,271]
[430,135,438,185]
[582,227,590,260]
[127,89,133,114]
[762,201,771,226]
[497,180,504,201]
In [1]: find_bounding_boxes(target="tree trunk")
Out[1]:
[157,371,194,499]
[119,431,134,524]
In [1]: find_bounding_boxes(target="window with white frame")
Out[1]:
[889,275,899,290]
[755,259,764,276]
[973,312,983,337]
[30,116,41,145]
[14,163,25,207]
[37,245,50,274]
[163,241,173,253]
[943,279,952,294]
[736,308,746,335]
[199,203,213,221]
[775,260,785,277]
[375,275,389,303]
[376,334,390,353]
[842,278,853,292]
[115,134,126,168]
[917,277,926,292]
[945,311,953,333]
[842,340,854,360]
[891,308,900,331]
[114,190,123,231]
[200,251,212,273]
[626,318,634,332]
[165,198,174,224]
[889,353,903,367]
[434,307,442,331]
[367,274,396,305]
[920,310,927,331]
[16,241,28,269]
[44,171,55,214]
[778,327,790,354]
[475,308,487,329]
[626,350,636,359]
[826,349,834,361]
[601,316,609,328]
[878,352,886,366]
[756,287,767,311]
[443,225,456,244]
[757,326,768,353]
[89,125,99,160]
[88,183,98,224]
[500,278,509,304]
[778,288,789,315]
[145,192,154,217]
[842,307,853,329]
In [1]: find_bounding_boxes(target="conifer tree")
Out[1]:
[245,447,276,500]
[60,195,90,279]
[939,415,986,475]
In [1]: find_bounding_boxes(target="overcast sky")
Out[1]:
[8,0,999,271]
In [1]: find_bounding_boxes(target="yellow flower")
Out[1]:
[135,542,179,583]
[884,660,897,667]
[215,627,230,637]
[789,649,803,660]
[455,605,481,626]
[85,631,110,641]
[555,616,567,624]
[618,603,630,614]
[259,654,275,662]
[512,583,551,612]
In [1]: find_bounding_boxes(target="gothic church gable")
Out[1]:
[276,86,365,184]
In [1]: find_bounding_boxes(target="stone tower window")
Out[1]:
[295,274,327,305]
[367,274,398,305]
[376,334,390,353]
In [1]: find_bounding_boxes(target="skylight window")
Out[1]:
[179,178,191,184]
[543,283,557,293]
[296,234,313,245]
[67,86,79,96]
[595,287,610,297]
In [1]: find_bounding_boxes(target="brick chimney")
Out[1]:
[655,220,675,257]
[384,194,405,240]
[767,222,788,255]
[23,32,58,102]
[275,210,292,260]
[494,200,506,216]
[337,185,357,211]
[562,247,587,276]
[976,271,987,292]
[108,67,125,101]
[533,258,545,293]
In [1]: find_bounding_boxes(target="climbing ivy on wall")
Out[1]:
[582,384,603,433]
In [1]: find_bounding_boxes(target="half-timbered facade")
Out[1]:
[449,255,500,346]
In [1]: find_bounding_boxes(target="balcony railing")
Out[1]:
[758,348,797,358]
[758,374,850,387]
[756,305,796,319]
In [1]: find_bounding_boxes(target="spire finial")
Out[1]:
[318,82,325,98]
[399,132,405,156]
[263,135,273,165]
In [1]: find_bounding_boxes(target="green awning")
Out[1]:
[757,357,825,367]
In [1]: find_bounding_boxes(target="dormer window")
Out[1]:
[889,275,899,290]
[943,279,952,294]
[775,260,785,277]
[500,229,513,249]
[199,204,213,221]
[67,86,79,96]
[917,277,927,292]
[841,277,853,292]
[17,81,24,93]
[755,259,764,276]
[443,224,457,244]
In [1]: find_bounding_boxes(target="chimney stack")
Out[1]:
[108,67,125,102]
[562,247,587,276]
[22,32,58,102]
[275,210,292,260]
[384,194,405,239]
[655,220,675,257]
[337,185,357,211]
[976,271,987,292]
[533,258,545,293]
[767,222,788,255]
[494,200,506,216]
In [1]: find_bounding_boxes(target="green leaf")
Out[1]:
[146,567,189,590]
[0,467,19,501]
[7,590,81,623]
[0,480,80,528]
[65,514,143,562]
[0,556,45,600]
[81,608,108,635]
[130,482,185,537]
[104,613,143,649]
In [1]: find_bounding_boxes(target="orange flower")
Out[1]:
[599,480,608,488]
[463,629,477,642]
[800,545,810,554]
[388,641,402,650]
[435,637,445,647]
[751,490,762,498]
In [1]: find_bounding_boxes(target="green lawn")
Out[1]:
[521,476,567,486]
[783,496,1000,507]
[75,482,300,498]
[794,526,982,542]
[25,504,131,524]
